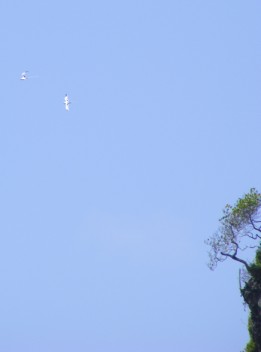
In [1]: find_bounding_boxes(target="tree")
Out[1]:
[206,188,261,271]
[206,188,261,352]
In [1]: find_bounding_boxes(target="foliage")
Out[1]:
[206,188,261,271]
[245,338,257,352]
[207,189,261,352]
[241,317,258,352]
[240,248,261,352]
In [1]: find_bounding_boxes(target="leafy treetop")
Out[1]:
[206,188,261,271]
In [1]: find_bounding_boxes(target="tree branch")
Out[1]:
[249,216,261,233]
[220,251,250,271]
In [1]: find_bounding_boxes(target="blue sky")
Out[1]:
[0,1,260,351]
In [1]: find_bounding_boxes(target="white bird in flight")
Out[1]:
[64,94,70,111]
[20,71,29,80]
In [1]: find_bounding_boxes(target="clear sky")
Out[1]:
[0,1,260,351]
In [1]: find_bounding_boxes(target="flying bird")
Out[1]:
[20,71,29,80]
[64,94,70,111]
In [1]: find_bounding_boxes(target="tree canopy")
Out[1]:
[206,188,261,271]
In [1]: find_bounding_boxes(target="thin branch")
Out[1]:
[221,251,250,271]
[247,233,261,240]
[249,216,261,233]
[239,244,259,251]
